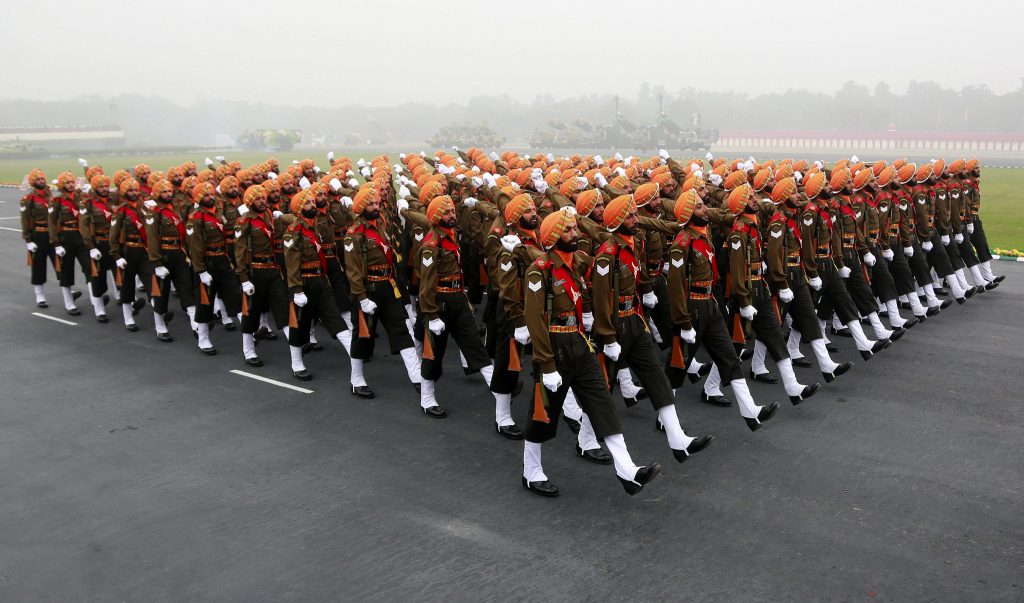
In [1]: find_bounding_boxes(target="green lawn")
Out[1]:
[2,152,1021,250]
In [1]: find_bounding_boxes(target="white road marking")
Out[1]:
[32,312,77,326]
[0,226,21,232]
[229,369,313,394]
[0,216,20,219]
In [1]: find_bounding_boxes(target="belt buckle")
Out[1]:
[565,315,577,327]
[622,300,633,311]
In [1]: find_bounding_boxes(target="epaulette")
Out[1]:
[597,241,617,256]
[286,222,302,233]
[347,224,364,235]
[673,230,692,247]
[422,232,438,247]
[769,210,785,224]
[533,258,552,269]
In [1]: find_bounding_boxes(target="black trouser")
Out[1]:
[868,245,898,302]
[957,233,981,268]
[482,287,500,358]
[463,245,485,305]
[489,308,522,395]
[240,267,289,334]
[56,231,90,288]
[840,252,877,316]
[194,255,240,323]
[944,235,965,270]
[886,240,918,296]
[89,240,114,297]
[907,241,934,287]
[648,273,673,350]
[732,280,789,361]
[813,259,860,324]
[524,333,622,444]
[288,276,347,346]
[666,297,741,389]
[419,291,491,381]
[970,217,992,262]
[118,246,153,305]
[28,231,56,286]
[351,279,414,360]
[153,250,195,314]
[325,256,352,313]
[614,312,674,410]
[784,274,824,344]
[926,232,954,278]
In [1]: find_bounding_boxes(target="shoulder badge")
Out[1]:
[500,260,512,272]
[146,217,155,225]
[527,278,543,292]
[344,242,354,252]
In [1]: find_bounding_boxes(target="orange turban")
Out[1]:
[504,193,535,225]
[633,182,660,207]
[829,168,851,190]
[681,175,704,193]
[871,160,887,177]
[243,184,267,207]
[119,178,140,196]
[180,176,197,197]
[134,163,151,177]
[90,174,110,190]
[539,208,576,248]
[514,169,534,187]
[151,180,173,197]
[298,158,315,172]
[774,164,794,181]
[575,189,602,217]
[262,177,280,195]
[609,175,630,190]
[219,175,240,193]
[426,195,455,225]
[897,164,917,184]
[419,180,444,205]
[770,177,797,204]
[727,184,752,215]
[236,168,253,184]
[28,168,47,185]
[724,170,747,191]
[603,194,636,231]
[56,171,76,188]
[289,190,309,214]
[191,182,214,203]
[877,167,896,187]
[166,166,183,181]
[85,166,104,181]
[651,172,674,188]
[353,184,379,214]
[915,163,933,183]
[965,158,979,171]
[146,172,164,191]
[674,189,698,224]
[804,172,826,200]
[948,159,966,174]
[932,159,945,176]
[559,177,584,197]
[852,169,873,191]
[752,168,772,192]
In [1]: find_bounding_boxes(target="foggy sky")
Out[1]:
[6,0,1022,107]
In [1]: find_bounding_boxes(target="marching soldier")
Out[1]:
[522,208,662,497]
[914,163,967,303]
[144,179,192,342]
[877,166,930,323]
[79,173,115,321]
[894,164,946,313]
[187,182,241,354]
[48,171,90,315]
[962,159,1005,286]
[21,169,57,308]
[109,178,154,331]
[949,159,993,290]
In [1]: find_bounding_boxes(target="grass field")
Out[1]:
[1,151,1020,250]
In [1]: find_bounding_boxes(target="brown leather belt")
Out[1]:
[251,262,277,269]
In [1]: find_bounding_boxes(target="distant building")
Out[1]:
[717,130,1024,153]
[0,125,125,151]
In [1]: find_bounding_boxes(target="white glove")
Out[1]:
[455,174,466,182]
[576,176,589,189]
[293,292,308,307]
[215,156,225,162]
[488,151,499,161]
[603,342,621,361]
[199,271,213,286]
[273,210,283,219]
[839,266,852,278]
[393,163,402,173]
[470,176,483,188]
[533,180,548,195]
[398,185,411,199]
[863,252,876,267]
[428,318,445,335]
[81,184,91,194]
[204,157,213,167]
[26,241,38,253]
[329,178,342,192]
[778,288,794,303]
[614,152,624,162]
[144,199,157,209]
[903,246,914,257]
[360,167,371,179]
[237,204,249,216]
[298,176,311,190]
[360,298,377,315]
[593,155,604,166]
[327,151,334,161]
[808,276,823,291]
[78,157,88,167]
[967,222,975,234]
[642,291,658,308]
[241,281,255,296]
[563,206,577,218]
[582,312,594,331]
[542,371,563,392]
[659,149,670,161]
[451,145,459,152]
[89,248,102,261]
[739,305,757,320]
[340,196,353,208]
[594,173,608,188]
[679,328,697,344]
[266,172,277,180]
[292,160,300,165]
[882,249,894,261]
[922,241,933,252]
[546,153,555,162]
[613,166,627,178]
[514,325,530,345]
[940,234,950,245]
[348,178,359,188]
[705,151,714,160]
[501,234,522,252]
[396,199,409,213]
[155,266,169,280]
[357,158,366,168]
[482,173,496,187]
[313,166,321,176]
[115,258,128,269]
[955,233,964,244]
[54,245,66,257]
[463,197,478,208]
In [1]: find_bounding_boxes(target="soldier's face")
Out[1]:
[440,207,457,228]
[171,176,183,186]
[253,199,267,213]
[160,191,173,202]
[690,200,708,225]
[96,186,109,197]
[745,195,758,213]
[31,176,46,189]
[125,190,139,202]
[137,171,150,183]
[62,181,75,193]
[621,210,638,235]
[591,200,605,222]
[555,224,579,252]
[200,193,215,207]
[362,198,380,220]
[649,196,662,211]
[519,206,539,229]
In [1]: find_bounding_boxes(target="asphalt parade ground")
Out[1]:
[0,187,1021,601]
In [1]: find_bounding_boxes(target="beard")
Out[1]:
[363,209,381,220]
[518,215,539,229]
[200,198,215,208]
[689,215,708,226]
[440,217,457,228]
[618,224,637,236]
[32,182,46,190]
[555,238,579,252]
[301,207,317,218]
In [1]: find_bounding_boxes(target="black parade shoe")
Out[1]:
[822,362,854,383]
[744,401,780,432]
[790,383,821,405]
[672,435,714,463]
[618,463,662,496]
